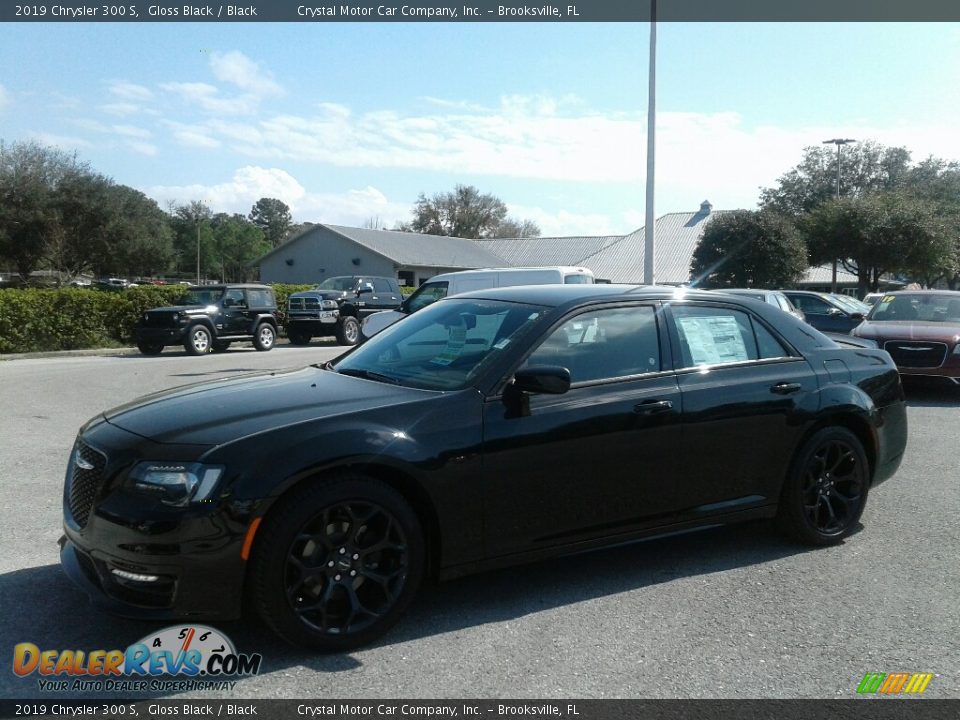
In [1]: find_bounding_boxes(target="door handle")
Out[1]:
[770,382,802,395]
[634,399,673,415]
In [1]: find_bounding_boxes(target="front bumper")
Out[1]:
[135,326,187,346]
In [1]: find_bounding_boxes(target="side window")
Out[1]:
[246,289,275,308]
[224,289,246,308]
[406,282,449,313]
[373,279,392,293]
[672,306,758,368]
[524,306,660,384]
[753,321,789,359]
[672,306,790,367]
[791,295,831,315]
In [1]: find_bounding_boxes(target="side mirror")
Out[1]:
[357,284,374,294]
[512,366,571,395]
[223,298,235,308]
[827,307,845,317]
[851,312,865,322]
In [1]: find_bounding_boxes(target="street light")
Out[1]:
[822,138,856,292]
[643,0,657,285]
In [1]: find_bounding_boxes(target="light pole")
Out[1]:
[643,0,657,285]
[822,138,856,292]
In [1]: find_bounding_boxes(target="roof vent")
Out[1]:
[699,200,712,214]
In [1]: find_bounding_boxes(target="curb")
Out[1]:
[0,346,142,361]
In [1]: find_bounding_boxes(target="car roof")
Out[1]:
[452,283,832,352]
[187,284,271,290]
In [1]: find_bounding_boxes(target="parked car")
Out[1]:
[61,285,907,650]
[135,284,279,356]
[361,266,595,340]
[286,276,403,346]
[862,292,885,307]
[782,290,866,334]
[851,290,960,385]
[713,288,805,322]
[830,293,872,316]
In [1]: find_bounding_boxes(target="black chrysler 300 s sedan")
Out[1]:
[61,285,907,650]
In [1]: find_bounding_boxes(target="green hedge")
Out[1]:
[0,284,313,354]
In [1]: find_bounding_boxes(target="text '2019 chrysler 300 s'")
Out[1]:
[60,285,907,650]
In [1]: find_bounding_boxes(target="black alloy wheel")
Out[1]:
[777,426,868,545]
[184,325,211,355]
[137,341,163,356]
[249,474,424,650]
[336,316,360,346]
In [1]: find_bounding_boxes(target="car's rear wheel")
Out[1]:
[253,323,275,351]
[184,325,211,355]
[137,341,163,356]
[776,426,868,545]
[212,340,232,353]
[287,329,311,346]
[336,316,360,346]
[248,474,424,650]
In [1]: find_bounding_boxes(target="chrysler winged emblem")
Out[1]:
[75,454,94,471]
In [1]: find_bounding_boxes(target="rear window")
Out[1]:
[564,274,594,284]
[246,289,276,308]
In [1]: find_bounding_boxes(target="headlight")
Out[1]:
[321,299,338,310]
[128,462,224,507]
[952,342,960,355]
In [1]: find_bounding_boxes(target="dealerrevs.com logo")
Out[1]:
[857,672,934,695]
[12,625,262,692]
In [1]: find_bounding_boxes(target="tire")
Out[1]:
[287,329,311,346]
[776,426,869,545]
[137,341,163,356]
[253,323,276,352]
[212,340,232,353]
[184,325,212,355]
[336,316,360,346]
[248,474,424,651]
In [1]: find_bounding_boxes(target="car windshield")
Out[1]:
[334,298,548,390]
[316,277,359,291]
[867,293,960,323]
[183,288,223,305]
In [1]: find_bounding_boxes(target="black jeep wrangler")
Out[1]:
[135,284,280,356]
[286,276,402,346]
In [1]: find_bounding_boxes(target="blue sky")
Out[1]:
[1,22,959,236]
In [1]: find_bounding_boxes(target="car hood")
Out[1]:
[103,366,432,446]
[854,321,960,343]
[290,290,349,301]
[145,304,211,314]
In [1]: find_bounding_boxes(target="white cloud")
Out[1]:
[506,205,621,237]
[100,102,143,117]
[146,166,306,214]
[0,83,10,112]
[126,141,159,156]
[112,124,152,139]
[32,133,94,151]
[109,81,153,101]
[209,51,283,97]
[161,82,261,116]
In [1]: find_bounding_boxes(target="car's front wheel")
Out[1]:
[336,316,360,346]
[253,323,275,351]
[776,426,869,545]
[184,325,211,355]
[248,474,424,650]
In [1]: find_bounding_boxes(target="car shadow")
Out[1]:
[902,378,960,407]
[1,521,819,698]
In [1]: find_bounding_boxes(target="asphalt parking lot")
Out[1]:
[0,345,957,699]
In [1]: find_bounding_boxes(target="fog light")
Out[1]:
[111,568,160,583]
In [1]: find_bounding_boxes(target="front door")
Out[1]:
[482,304,683,557]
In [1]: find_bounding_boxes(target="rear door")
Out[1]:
[481,303,684,556]
[665,302,815,514]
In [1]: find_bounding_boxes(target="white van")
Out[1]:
[360,266,595,340]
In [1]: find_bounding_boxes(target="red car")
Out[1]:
[852,290,960,385]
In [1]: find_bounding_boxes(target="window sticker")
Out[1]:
[881,295,896,304]
[430,324,468,366]
[677,315,748,365]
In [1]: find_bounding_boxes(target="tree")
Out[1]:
[249,197,293,248]
[210,213,270,282]
[690,210,807,289]
[107,186,175,278]
[491,218,541,238]
[760,141,912,216]
[0,141,83,282]
[399,185,540,239]
[169,201,216,280]
[802,193,954,296]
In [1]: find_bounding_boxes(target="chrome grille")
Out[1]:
[68,441,106,528]
[884,341,948,369]
[288,297,321,311]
